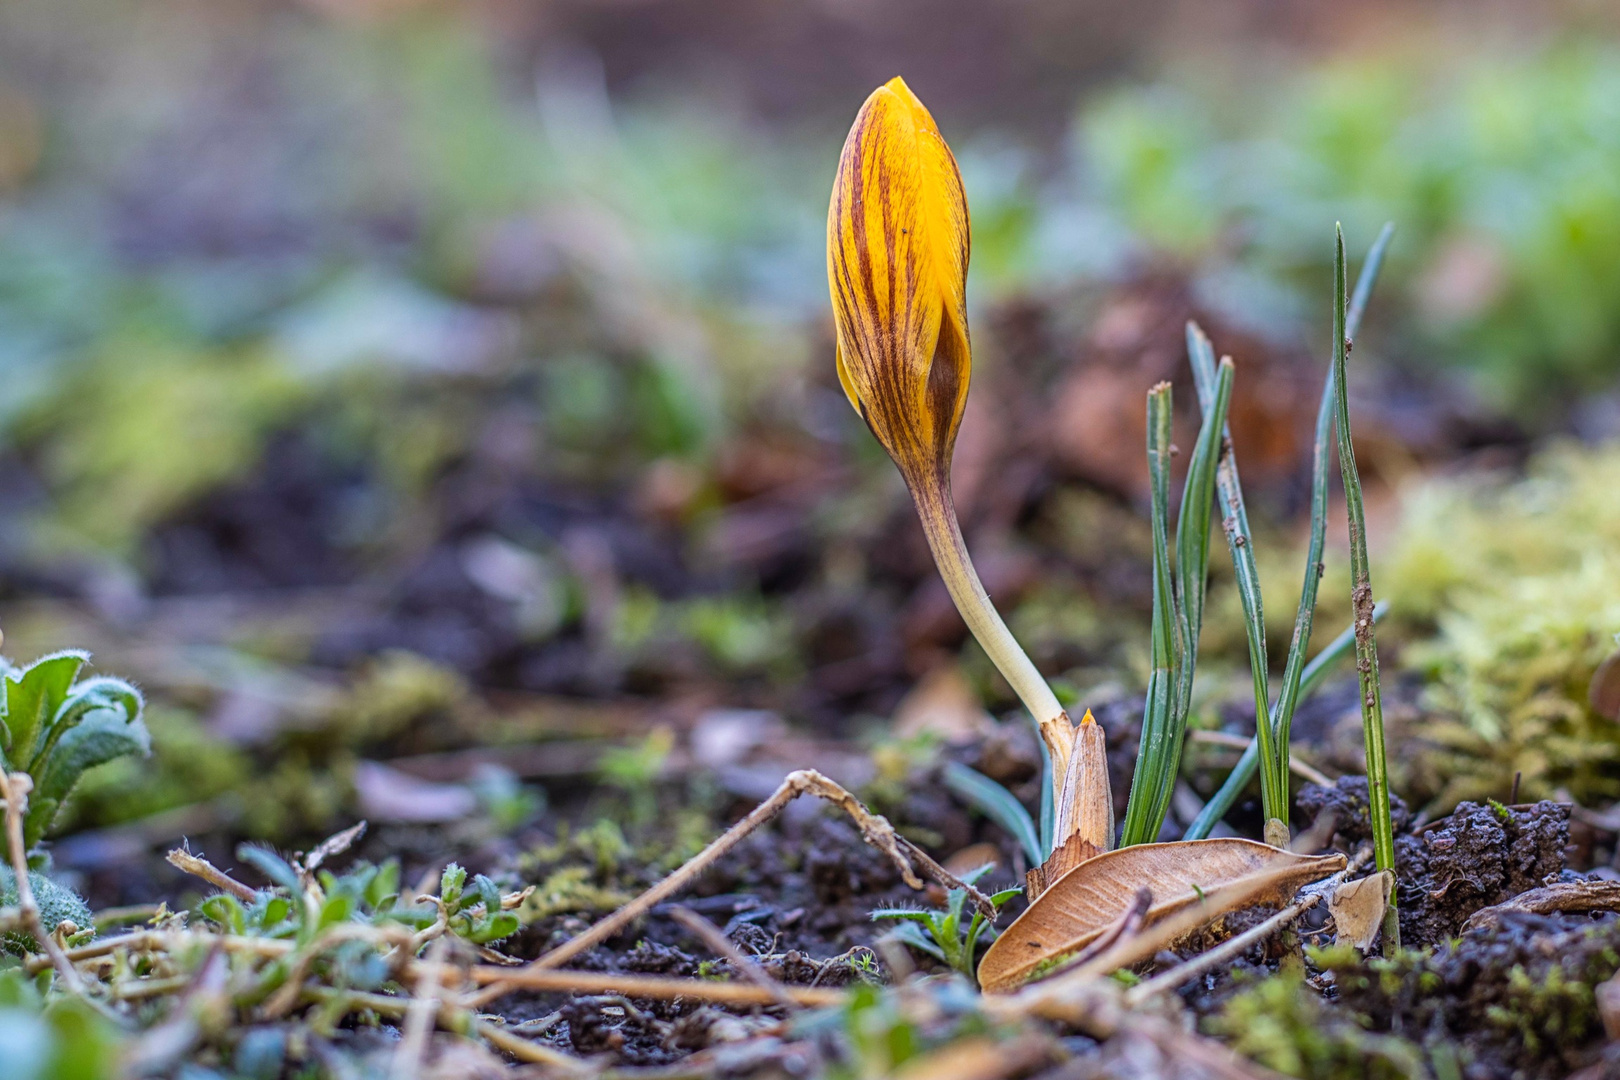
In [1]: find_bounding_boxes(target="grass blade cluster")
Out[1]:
[1182,224,1396,843]
[1120,360,1234,847]
[1183,603,1387,840]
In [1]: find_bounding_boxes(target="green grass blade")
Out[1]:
[1120,383,1179,847]
[942,761,1044,867]
[1186,322,1278,832]
[1333,223,1397,949]
[1298,600,1389,702]
[1180,602,1387,840]
[1147,355,1235,836]
[1266,223,1396,837]
[1173,356,1233,660]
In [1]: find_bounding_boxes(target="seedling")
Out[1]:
[872,865,1021,980]
[195,841,525,949]
[0,650,146,858]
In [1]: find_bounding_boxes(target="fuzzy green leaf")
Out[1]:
[0,652,89,767]
[24,703,149,850]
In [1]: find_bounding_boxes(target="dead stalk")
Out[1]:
[300,986,588,1072]
[1187,731,1333,787]
[1,771,84,993]
[475,1019,591,1069]
[469,769,988,1008]
[392,937,448,1080]
[166,848,259,902]
[27,929,295,974]
[670,907,797,1008]
[466,966,846,1008]
[1125,893,1322,1005]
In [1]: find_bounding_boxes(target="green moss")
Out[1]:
[23,337,305,556]
[1209,966,1429,1079]
[1384,442,1620,807]
[518,866,631,921]
[1486,963,1599,1056]
[1312,921,1620,1073]
[323,650,469,746]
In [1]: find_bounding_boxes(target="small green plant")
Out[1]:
[871,865,1021,980]
[202,844,524,948]
[826,81,1400,878]
[0,650,146,857]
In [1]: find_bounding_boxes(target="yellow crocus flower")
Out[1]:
[827,78,1106,854]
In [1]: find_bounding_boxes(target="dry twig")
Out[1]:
[392,936,448,1080]
[166,848,259,902]
[466,965,845,1008]
[1126,893,1323,1005]
[1,771,84,992]
[670,906,796,1008]
[1187,731,1333,787]
[470,768,989,1008]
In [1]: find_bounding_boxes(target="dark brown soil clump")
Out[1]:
[1295,777,1572,948]
[1395,800,1571,948]
[1327,909,1620,1080]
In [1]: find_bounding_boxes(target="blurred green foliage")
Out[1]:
[1080,45,1620,412]
[60,706,246,835]
[0,969,119,1080]
[1,11,1616,566]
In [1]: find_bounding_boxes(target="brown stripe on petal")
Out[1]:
[925,313,968,470]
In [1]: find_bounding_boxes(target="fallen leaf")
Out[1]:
[690,708,786,769]
[893,665,994,745]
[354,760,478,823]
[944,843,1004,878]
[978,839,1344,993]
[888,1033,1056,1080]
[1025,829,1099,901]
[1329,870,1393,951]
[1598,973,1620,1041]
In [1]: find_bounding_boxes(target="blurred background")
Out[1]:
[3,0,1619,881]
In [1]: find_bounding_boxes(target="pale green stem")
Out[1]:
[910,478,1072,805]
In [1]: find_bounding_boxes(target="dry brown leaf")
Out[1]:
[893,666,995,745]
[1025,829,1101,900]
[1329,870,1392,951]
[979,839,1344,993]
[888,1034,1056,1080]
